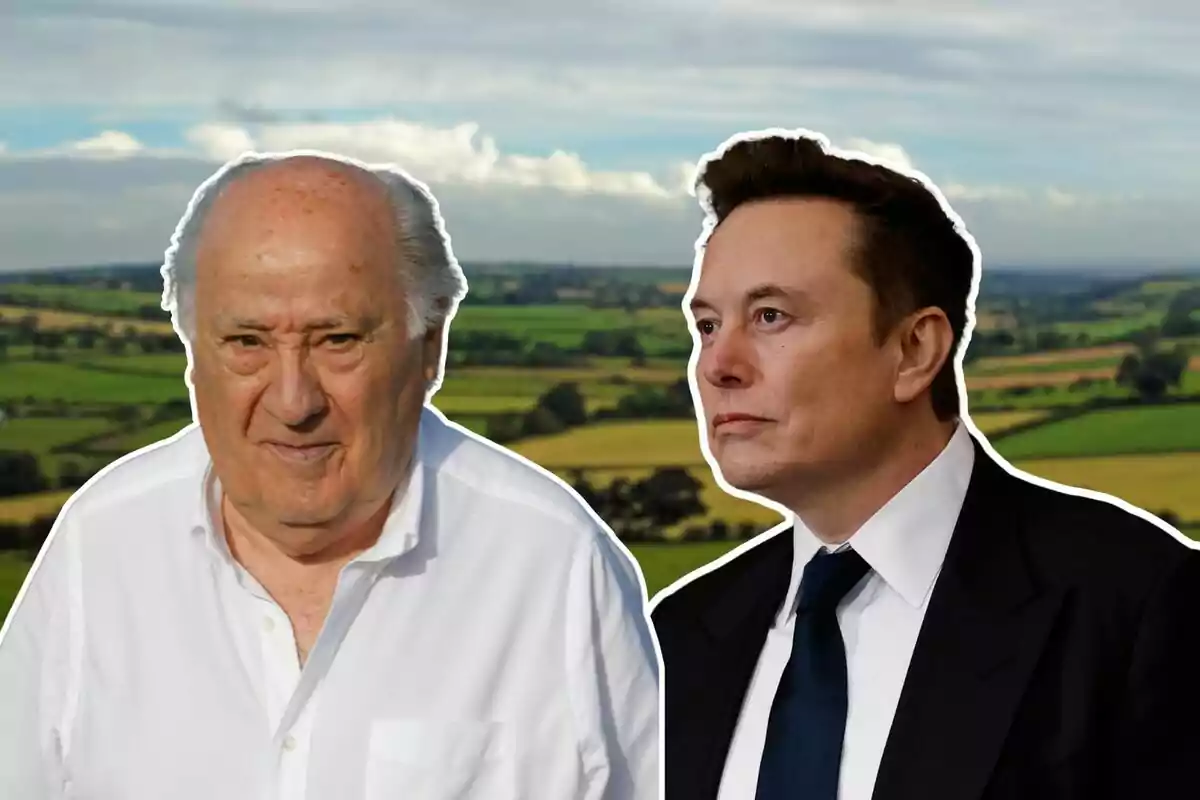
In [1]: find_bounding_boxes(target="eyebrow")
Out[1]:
[220,316,357,332]
[689,283,804,314]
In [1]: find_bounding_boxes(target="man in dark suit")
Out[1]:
[650,129,1200,799]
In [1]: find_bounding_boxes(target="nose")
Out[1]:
[263,346,328,427]
[701,324,756,389]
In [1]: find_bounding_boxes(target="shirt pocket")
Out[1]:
[364,717,517,800]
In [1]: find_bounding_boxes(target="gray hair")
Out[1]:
[160,150,468,343]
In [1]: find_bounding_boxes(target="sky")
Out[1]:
[0,0,1198,272]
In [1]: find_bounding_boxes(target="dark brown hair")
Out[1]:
[697,133,976,421]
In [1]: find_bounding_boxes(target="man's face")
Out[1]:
[690,197,903,506]
[190,160,441,533]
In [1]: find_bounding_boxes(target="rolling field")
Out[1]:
[0,360,188,403]
[509,410,1060,471]
[86,418,194,454]
[0,305,175,335]
[511,420,705,468]
[449,304,688,354]
[995,404,1200,460]
[630,541,744,597]
[1,552,33,621]
[0,490,75,524]
[0,284,165,316]
[1012,452,1200,521]
[0,416,116,454]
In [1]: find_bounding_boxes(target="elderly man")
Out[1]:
[0,152,661,799]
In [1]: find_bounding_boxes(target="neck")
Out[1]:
[222,488,395,574]
[787,415,958,546]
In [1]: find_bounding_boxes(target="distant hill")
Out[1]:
[3,260,1198,295]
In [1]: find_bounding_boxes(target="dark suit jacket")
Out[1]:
[650,436,1200,799]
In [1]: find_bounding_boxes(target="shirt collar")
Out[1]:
[782,422,975,620]
[190,409,430,566]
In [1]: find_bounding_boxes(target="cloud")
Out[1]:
[15,118,684,201]
[185,123,255,161]
[68,130,145,159]
[841,137,916,172]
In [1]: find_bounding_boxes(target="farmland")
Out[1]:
[1,264,1199,610]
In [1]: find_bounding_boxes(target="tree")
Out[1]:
[0,450,50,498]
[484,413,525,444]
[1115,339,1189,401]
[521,406,566,437]
[536,383,587,427]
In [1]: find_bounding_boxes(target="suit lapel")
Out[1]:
[682,530,794,799]
[872,440,1065,800]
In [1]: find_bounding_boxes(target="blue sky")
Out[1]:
[1,0,1198,271]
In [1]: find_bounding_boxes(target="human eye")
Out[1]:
[322,332,362,349]
[224,334,263,349]
[694,317,719,338]
[753,307,790,328]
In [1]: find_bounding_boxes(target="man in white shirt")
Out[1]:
[0,151,661,799]
[650,130,1200,799]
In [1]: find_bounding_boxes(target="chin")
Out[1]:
[714,458,782,497]
[266,490,347,527]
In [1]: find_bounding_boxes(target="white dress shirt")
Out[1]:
[717,423,975,800]
[0,406,661,800]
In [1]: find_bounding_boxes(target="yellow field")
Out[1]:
[973,344,1131,369]
[512,420,705,467]
[1012,452,1200,521]
[968,409,1050,434]
[512,411,1047,470]
[450,363,681,384]
[0,306,175,335]
[973,310,1018,331]
[0,490,76,524]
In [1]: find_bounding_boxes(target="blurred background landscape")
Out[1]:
[1,260,1197,612]
[2,0,1199,616]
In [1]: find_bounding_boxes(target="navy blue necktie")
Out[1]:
[755,547,872,800]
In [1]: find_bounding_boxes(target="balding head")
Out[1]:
[171,152,466,553]
[162,151,467,346]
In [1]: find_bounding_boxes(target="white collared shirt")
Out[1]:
[0,407,661,800]
[717,423,975,800]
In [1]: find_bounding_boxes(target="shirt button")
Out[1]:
[283,735,297,752]
[263,617,275,633]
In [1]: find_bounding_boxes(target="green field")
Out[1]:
[630,541,744,597]
[449,304,688,354]
[86,418,193,454]
[0,283,165,317]
[0,360,187,403]
[0,552,32,620]
[994,404,1200,460]
[0,417,116,454]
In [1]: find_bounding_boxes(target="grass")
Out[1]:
[1013,451,1200,521]
[0,283,165,317]
[630,541,745,598]
[967,356,1121,377]
[0,360,188,403]
[450,304,690,354]
[969,370,1200,410]
[0,490,75,524]
[510,411,1048,471]
[86,418,194,454]
[0,551,33,623]
[969,409,1051,435]
[993,405,1200,460]
[511,420,707,468]
[0,417,117,454]
[0,305,175,335]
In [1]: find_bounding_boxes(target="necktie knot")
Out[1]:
[796,548,870,614]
